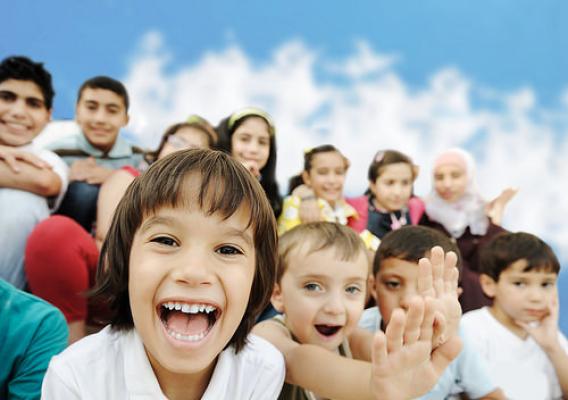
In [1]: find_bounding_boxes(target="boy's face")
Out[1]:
[481,259,557,331]
[0,79,51,146]
[370,163,414,212]
[302,152,347,207]
[128,199,256,378]
[75,87,128,152]
[271,246,368,351]
[373,257,420,326]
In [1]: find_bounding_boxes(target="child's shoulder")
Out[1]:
[236,334,285,369]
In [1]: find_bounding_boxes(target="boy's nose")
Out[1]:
[322,294,344,315]
[10,99,27,117]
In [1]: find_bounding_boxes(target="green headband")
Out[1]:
[186,114,207,124]
[227,107,275,136]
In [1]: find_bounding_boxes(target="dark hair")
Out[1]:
[288,144,350,194]
[216,108,282,217]
[0,56,54,109]
[373,225,461,275]
[77,76,129,111]
[367,149,417,189]
[148,116,218,163]
[480,232,560,281]
[92,148,277,353]
[277,222,367,283]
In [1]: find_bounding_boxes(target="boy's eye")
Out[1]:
[345,285,361,295]
[512,281,526,287]
[216,245,243,256]
[542,281,555,288]
[0,91,16,102]
[304,283,322,292]
[26,98,44,109]
[384,280,401,289]
[150,236,178,247]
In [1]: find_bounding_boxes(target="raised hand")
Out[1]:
[370,297,462,400]
[517,291,561,353]
[417,246,461,345]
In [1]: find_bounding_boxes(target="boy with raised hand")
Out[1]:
[462,232,568,399]
[0,55,68,289]
[360,225,505,399]
[253,221,463,400]
[49,76,144,231]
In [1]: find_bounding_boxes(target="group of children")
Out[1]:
[0,54,566,400]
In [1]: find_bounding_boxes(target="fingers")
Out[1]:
[431,311,447,347]
[418,257,434,297]
[19,152,51,169]
[419,297,435,343]
[444,252,459,296]
[371,330,388,369]
[431,247,445,297]
[403,296,425,344]
[0,153,21,173]
[385,308,406,353]
[430,336,463,375]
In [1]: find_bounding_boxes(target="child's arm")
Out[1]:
[0,146,61,196]
[253,298,462,400]
[69,157,113,184]
[516,292,568,399]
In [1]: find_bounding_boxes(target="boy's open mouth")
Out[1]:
[314,324,342,337]
[158,302,219,342]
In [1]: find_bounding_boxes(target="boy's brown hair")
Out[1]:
[374,225,461,276]
[92,148,277,352]
[277,222,367,283]
[480,231,560,281]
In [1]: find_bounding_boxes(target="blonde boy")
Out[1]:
[254,221,463,400]
[462,232,568,399]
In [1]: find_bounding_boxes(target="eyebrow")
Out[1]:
[0,90,45,104]
[299,273,366,283]
[139,215,176,235]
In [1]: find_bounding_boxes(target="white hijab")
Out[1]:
[425,148,489,238]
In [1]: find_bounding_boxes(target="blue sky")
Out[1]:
[4,1,568,330]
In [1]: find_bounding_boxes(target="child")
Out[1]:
[25,116,217,343]
[279,145,379,250]
[49,76,144,231]
[216,107,282,217]
[0,55,68,289]
[0,279,68,399]
[360,225,505,399]
[254,221,464,400]
[462,232,568,399]
[41,149,285,399]
[349,149,426,239]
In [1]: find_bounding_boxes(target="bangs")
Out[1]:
[522,258,559,275]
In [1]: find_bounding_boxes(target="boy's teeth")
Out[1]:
[162,302,216,314]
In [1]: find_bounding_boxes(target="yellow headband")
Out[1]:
[228,107,275,136]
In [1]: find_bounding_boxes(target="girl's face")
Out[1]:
[302,151,347,207]
[128,187,256,387]
[230,116,271,177]
[158,127,210,160]
[433,163,468,203]
[370,162,414,212]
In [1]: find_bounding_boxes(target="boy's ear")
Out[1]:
[479,274,497,298]
[368,274,377,302]
[412,165,420,180]
[301,171,311,187]
[270,283,285,313]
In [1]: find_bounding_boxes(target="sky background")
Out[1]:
[4,1,568,330]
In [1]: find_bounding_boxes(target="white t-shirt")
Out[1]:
[461,307,568,400]
[19,142,69,210]
[42,326,285,399]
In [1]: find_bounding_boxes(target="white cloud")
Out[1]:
[122,31,568,259]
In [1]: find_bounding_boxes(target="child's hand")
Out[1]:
[69,158,112,184]
[0,145,51,173]
[516,291,561,354]
[370,297,462,400]
[417,246,461,346]
[240,160,261,178]
[486,186,518,225]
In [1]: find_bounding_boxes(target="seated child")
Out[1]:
[359,225,505,399]
[348,149,426,239]
[49,76,144,231]
[462,232,568,400]
[254,221,464,400]
[25,115,217,344]
[279,145,379,250]
[0,279,68,399]
[0,55,68,289]
[41,149,285,399]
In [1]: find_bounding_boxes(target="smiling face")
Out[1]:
[370,162,414,212]
[373,257,421,326]
[302,151,347,207]
[128,200,256,381]
[0,79,51,146]
[75,87,128,152]
[230,116,271,175]
[271,246,368,351]
[481,259,558,337]
[433,163,468,203]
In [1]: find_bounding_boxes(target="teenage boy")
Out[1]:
[462,231,568,399]
[49,76,143,231]
[360,225,505,399]
[0,56,68,289]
